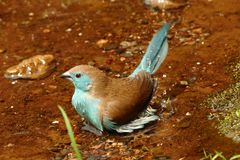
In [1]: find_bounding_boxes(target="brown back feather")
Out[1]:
[103,71,155,125]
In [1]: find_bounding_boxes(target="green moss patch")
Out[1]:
[230,60,240,80]
[206,60,240,142]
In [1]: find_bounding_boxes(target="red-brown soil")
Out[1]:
[0,0,240,159]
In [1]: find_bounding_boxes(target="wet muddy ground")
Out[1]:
[0,0,240,159]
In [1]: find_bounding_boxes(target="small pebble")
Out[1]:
[120,57,126,62]
[122,51,133,57]
[120,41,137,49]
[212,83,218,87]
[65,28,72,32]
[115,74,121,78]
[52,120,59,124]
[43,29,51,33]
[96,39,108,48]
[11,80,18,84]
[192,28,202,34]
[208,62,213,65]
[28,12,34,16]
[203,33,210,37]
[48,85,57,89]
[0,48,6,53]
[4,143,14,148]
[180,80,188,86]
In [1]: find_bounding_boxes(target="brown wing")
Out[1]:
[103,71,156,125]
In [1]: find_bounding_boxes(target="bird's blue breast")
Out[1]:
[72,89,103,131]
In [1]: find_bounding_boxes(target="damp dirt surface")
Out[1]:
[0,0,240,159]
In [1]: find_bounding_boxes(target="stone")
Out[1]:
[96,39,108,48]
[4,54,56,80]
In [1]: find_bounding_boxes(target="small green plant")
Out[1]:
[202,149,240,160]
[58,105,82,160]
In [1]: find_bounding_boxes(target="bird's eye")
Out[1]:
[75,74,81,78]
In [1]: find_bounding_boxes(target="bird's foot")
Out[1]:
[82,123,103,136]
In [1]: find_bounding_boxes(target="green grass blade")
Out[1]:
[202,149,240,160]
[58,105,82,160]
[212,151,226,160]
[230,155,240,160]
[201,149,210,160]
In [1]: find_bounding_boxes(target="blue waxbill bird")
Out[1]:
[61,23,171,135]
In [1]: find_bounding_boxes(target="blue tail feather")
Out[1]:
[130,23,171,77]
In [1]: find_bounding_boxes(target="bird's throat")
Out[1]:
[72,89,103,131]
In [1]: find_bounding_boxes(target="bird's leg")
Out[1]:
[82,122,103,136]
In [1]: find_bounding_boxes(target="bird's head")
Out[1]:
[61,65,108,93]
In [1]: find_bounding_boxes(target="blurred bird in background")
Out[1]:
[61,23,171,135]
